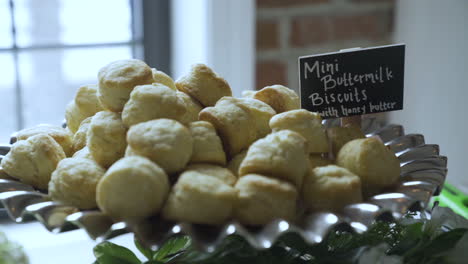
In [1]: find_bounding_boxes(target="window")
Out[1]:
[0,0,141,141]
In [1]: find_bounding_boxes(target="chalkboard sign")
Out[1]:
[299,44,405,118]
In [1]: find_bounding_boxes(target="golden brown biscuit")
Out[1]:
[87,111,127,168]
[65,101,89,134]
[227,150,247,176]
[152,68,176,90]
[234,174,297,226]
[270,109,328,153]
[302,165,362,212]
[176,64,232,107]
[254,85,300,113]
[177,91,203,124]
[239,130,309,187]
[1,134,65,189]
[74,84,103,117]
[49,157,105,209]
[96,156,170,221]
[199,97,256,157]
[126,119,193,174]
[72,117,92,153]
[15,124,74,157]
[0,167,13,180]
[336,137,400,195]
[241,90,256,99]
[121,84,185,127]
[327,125,365,156]
[162,171,237,225]
[186,164,237,186]
[188,121,226,165]
[98,59,154,112]
[237,98,276,138]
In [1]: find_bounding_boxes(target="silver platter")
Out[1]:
[0,118,447,251]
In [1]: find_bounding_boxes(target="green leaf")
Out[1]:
[93,241,141,264]
[134,238,153,261]
[152,236,191,262]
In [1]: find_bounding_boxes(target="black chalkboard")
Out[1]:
[298,44,405,118]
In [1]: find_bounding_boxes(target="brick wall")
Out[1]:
[255,0,395,92]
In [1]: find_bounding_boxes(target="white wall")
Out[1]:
[391,0,468,193]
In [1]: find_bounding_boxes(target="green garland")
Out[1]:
[92,206,468,264]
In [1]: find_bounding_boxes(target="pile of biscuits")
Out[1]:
[0,59,401,226]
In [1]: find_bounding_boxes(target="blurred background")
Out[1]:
[0,0,467,262]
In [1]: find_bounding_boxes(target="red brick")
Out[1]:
[257,0,328,8]
[256,60,287,89]
[290,16,331,47]
[332,13,383,41]
[256,20,279,51]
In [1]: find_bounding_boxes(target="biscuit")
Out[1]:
[188,121,226,165]
[72,146,93,160]
[162,171,237,225]
[16,124,74,157]
[308,154,332,169]
[177,91,203,124]
[126,119,193,174]
[176,64,232,107]
[1,134,65,189]
[122,84,185,127]
[74,84,103,117]
[234,174,297,226]
[253,85,300,113]
[336,137,400,195]
[241,90,256,99]
[96,156,170,221]
[98,59,154,112]
[65,101,89,134]
[237,98,276,138]
[87,111,127,168]
[199,97,257,157]
[227,151,247,176]
[302,165,362,212]
[239,130,309,187]
[152,68,176,90]
[49,157,105,209]
[327,125,365,156]
[185,164,237,186]
[72,117,92,153]
[270,109,328,153]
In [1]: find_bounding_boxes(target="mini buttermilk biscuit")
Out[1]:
[122,84,185,127]
[87,111,127,168]
[152,68,176,90]
[72,146,93,160]
[72,117,92,153]
[199,97,256,157]
[15,124,74,157]
[237,98,276,138]
[98,59,154,112]
[336,137,400,195]
[1,134,65,189]
[241,90,256,99]
[270,109,328,153]
[96,156,170,221]
[185,164,237,186]
[65,85,103,134]
[126,119,193,174]
[308,154,332,169]
[227,150,247,176]
[234,174,297,226]
[302,165,362,212]
[188,121,226,165]
[176,91,203,124]
[327,125,366,156]
[239,130,309,187]
[49,157,105,209]
[176,64,232,107]
[254,85,300,113]
[162,171,237,225]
